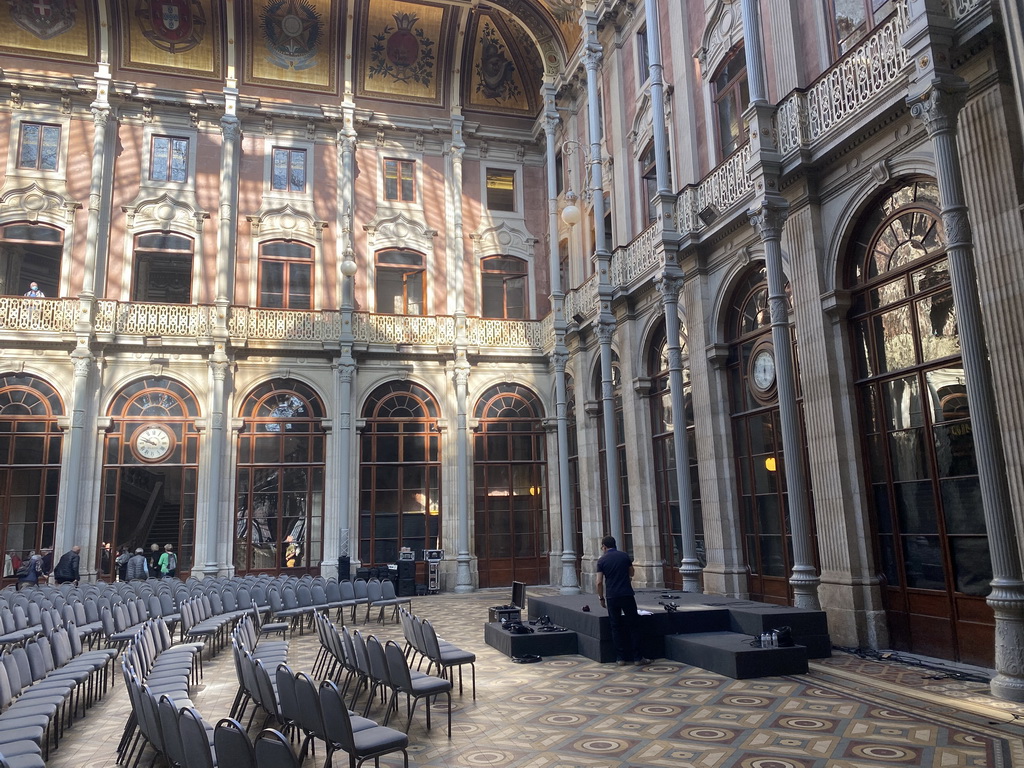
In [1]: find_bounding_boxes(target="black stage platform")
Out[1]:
[483,590,831,679]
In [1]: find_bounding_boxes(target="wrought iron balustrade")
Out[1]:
[352,313,456,346]
[563,273,600,323]
[0,297,77,333]
[466,317,546,350]
[675,143,754,235]
[96,300,216,337]
[228,306,341,342]
[610,222,659,287]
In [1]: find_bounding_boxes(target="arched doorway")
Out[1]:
[358,381,441,568]
[726,267,814,604]
[234,379,326,574]
[0,374,63,582]
[473,383,548,587]
[846,179,992,665]
[100,377,200,579]
[648,325,703,589]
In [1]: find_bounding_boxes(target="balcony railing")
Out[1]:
[564,273,599,323]
[352,313,456,346]
[97,300,217,337]
[675,142,755,235]
[228,306,342,343]
[610,222,659,287]
[0,297,77,333]
[466,317,545,350]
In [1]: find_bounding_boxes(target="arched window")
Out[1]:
[0,222,63,298]
[473,384,547,587]
[235,379,326,574]
[375,249,425,315]
[133,232,194,303]
[712,46,749,160]
[726,267,812,604]
[259,240,313,309]
[648,325,703,589]
[100,377,201,579]
[481,256,527,319]
[846,179,989,665]
[359,382,441,567]
[0,374,63,581]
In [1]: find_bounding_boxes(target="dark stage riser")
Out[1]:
[525,590,831,670]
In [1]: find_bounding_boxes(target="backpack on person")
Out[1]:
[166,552,177,572]
[14,561,29,578]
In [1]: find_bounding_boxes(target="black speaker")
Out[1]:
[396,560,415,579]
[397,579,416,597]
[355,567,370,581]
[337,556,351,580]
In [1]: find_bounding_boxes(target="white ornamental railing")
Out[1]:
[564,273,600,322]
[467,318,545,350]
[944,0,982,20]
[229,306,341,342]
[0,297,78,332]
[775,3,909,154]
[352,313,456,346]
[610,222,659,287]
[97,300,216,337]
[675,143,754,234]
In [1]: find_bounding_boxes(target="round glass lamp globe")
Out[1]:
[561,203,582,227]
[340,259,358,277]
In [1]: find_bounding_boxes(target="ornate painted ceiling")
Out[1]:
[0,0,584,117]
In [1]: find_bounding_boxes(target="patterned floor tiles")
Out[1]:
[43,587,1024,768]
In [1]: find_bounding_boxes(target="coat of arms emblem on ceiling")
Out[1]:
[135,0,205,53]
[259,0,322,71]
[7,0,78,40]
[369,12,435,86]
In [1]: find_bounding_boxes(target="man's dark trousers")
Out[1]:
[606,594,642,662]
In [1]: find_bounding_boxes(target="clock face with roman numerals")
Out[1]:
[134,424,172,462]
[750,347,776,392]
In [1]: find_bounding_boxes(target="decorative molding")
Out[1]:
[696,0,743,78]
[469,221,537,260]
[246,203,327,242]
[364,212,437,253]
[0,183,80,224]
[123,193,209,233]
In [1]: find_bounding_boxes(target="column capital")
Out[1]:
[582,49,602,72]
[595,318,615,345]
[220,115,241,141]
[209,358,230,380]
[551,349,569,372]
[908,78,968,137]
[91,105,110,126]
[655,275,684,304]
[748,196,790,241]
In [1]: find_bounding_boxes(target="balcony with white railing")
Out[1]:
[96,300,218,338]
[675,142,755,236]
[351,313,456,347]
[0,297,78,334]
[563,273,600,324]
[228,306,342,345]
[610,222,659,288]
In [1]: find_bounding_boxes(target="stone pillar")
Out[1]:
[202,355,229,575]
[643,0,670,197]
[910,81,1024,701]
[656,276,702,592]
[453,354,473,592]
[582,17,622,545]
[58,346,95,555]
[543,86,579,594]
[748,198,821,610]
[740,0,769,105]
[216,114,241,312]
[335,358,355,577]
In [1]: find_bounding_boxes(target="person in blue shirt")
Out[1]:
[596,535,650,667]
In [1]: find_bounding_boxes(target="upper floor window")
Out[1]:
[150,136,189,182]
[18,123,60,171]
[259,241,312,309]
[712,47,749,159]
[375,249,425,315]
[133,233,193,303]
[481,255,527,319]
[383,159,416,202]
[826,0,872,57]
[486,169,516,212]
[272,148,306,192]
[0,222,63,298]
[637,26,650,84]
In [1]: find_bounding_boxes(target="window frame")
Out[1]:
[824,0,875,59]
[17,122,61,172]
[480,254,528,320]
[149,135,190,183]
[711,46,750,160]
[374,249,426,315]
[383,158,416,203]
[485,167,518,213]
[271,147,308,193]
[131,232,195,304]
[636,25,650,86]
[258,240,315,310]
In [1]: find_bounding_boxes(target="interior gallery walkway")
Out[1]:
[47,588,1024,768]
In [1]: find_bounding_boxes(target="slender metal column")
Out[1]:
[748,200,821,609]
[453,353,473,592]
[543,84,579,593]
[909,82,1024,700]
[581,15,622,545]
[656,277,701,591]
[337,127,358,577]
[59,348,94,555]
[644,0,670,198]
[202,357,229,575]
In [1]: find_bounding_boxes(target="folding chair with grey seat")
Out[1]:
[250,601,289,643]
[0,749,45,768]
[253,728,299,768]
[420,618,476,699]
[274,664,300,741]
[1,654,69,737]
[351,579,370,622]
[335,580,360,624]
[321,580,349,622]
[367,580,410,625]
[361,635,396,719]
[178,705,217,768]
[157,694,187,768]
[0,664,58,755]
[383,638,451,737]
[319,679,409,768]
[213,718,255,768]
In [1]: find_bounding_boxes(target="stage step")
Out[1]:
[484,621,578,659]
[665,631,808,679]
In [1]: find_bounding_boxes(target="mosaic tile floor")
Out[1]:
[44,587,1024,768]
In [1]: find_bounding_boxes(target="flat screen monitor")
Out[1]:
[511,581,526,609]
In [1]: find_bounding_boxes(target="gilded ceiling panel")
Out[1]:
[118,0,224,80]
[0,0,96,63]
[244,0,341,93]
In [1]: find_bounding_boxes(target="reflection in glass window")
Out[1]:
[272,148,306,192]
[712,47,749,159]
[151,136,189,182]
[375,250,425,315]
[481,256,527,319]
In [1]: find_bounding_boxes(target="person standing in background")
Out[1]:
[126,548,149,581]
[53,545,81,584]
[23,282,44,297]
[596,535,651,667]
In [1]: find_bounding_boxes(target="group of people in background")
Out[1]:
[115,543,177,582]
[2,545,81,589]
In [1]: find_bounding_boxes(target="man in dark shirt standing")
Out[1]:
[596,535,650,667]
[53,545,81,584]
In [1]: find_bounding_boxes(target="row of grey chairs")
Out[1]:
[398,607,477,699]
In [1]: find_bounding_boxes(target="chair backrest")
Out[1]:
[214,718,255,768]
[317,679,357,755]
[366,579,383,602]
[381,579,399,600]
[339,580,355,601]
[293,671,327,743]
[253,659,281,722]
[365,634,392,690]
[384,639,415,694]
[353,579,368,600]
[275,664,299,729]
[179,706,216,768]
[158,695,187,768]
[310,584,327,607]
[295,583,313,607]
[254,728,299,768]
[324,580,341,603]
